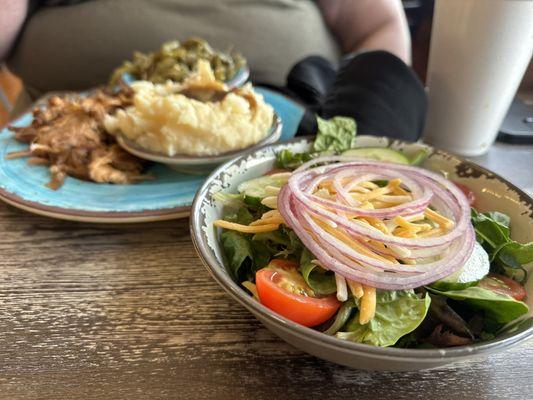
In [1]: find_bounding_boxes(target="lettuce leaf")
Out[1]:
[275,116,357,169]
[336,290,431,347]
[471,209,510,248]
[222,206,255,225]
[427,286,528,329]
[221,228,283,282]
[252,227,303,260]
[213,191,245,208]
[299,248,336,295]
[313,116,357,153]
[220,230,255,281]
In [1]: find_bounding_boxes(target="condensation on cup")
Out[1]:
[423,0,533,156]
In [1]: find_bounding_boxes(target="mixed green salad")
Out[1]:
[213,117,532,348]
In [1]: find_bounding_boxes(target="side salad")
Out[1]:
[213,117,532,348]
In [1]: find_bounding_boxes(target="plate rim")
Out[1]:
[0,186,191,223]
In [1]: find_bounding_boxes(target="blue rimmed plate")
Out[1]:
[0,88,304,223]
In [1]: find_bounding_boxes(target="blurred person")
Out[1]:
[0,1,409,95]
[1,0,426,140]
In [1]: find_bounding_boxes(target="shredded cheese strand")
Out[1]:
[359,285,376,325]
[347,279,364,299]
[213,220,280,233]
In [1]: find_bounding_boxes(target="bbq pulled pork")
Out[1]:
[7,88,151,189]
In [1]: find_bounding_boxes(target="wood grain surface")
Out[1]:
[0,202,531,400]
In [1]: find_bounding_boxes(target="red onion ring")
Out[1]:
[278,156,475,290]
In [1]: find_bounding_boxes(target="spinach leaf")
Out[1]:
[299,248,337,295]
[498,241,533,266]
[470,209,531,281]
[427,286,528,330]
[220,230,255,281]
[336,290,431,347]
[313,116,357,153]
[253,226,303,260]
[253,230,291,248]
[485,211,510,229]
[221,227,291,282]
[249,240,273,270]
[471,209,510,248]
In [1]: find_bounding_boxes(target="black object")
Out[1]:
[497,97,533,144]
[284,55,336,136]
[261,51,428,141]
[286,55,337,108]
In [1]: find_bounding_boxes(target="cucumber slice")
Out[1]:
[237,172,290,199]
[342,147,410,164]
[430,242,490,291]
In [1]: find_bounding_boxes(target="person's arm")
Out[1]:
[317,0,411,65]
[0,0,29,61]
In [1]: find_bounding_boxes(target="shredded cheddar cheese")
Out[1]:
[424,208,454,230]
[347,280,364,299]
[216,175,457,326]
[261,196,278,209]
[213,220,280,233]
[359,285,376,324]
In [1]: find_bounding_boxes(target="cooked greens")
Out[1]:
[110,38,246,86]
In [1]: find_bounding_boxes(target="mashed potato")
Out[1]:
[105,61,274,157]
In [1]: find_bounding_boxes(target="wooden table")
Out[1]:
[1,143,532,400]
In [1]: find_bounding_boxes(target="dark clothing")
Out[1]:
[284,51,427,142]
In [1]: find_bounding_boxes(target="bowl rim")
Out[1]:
[224,65,250,89]
[190,136,533,361]
[116,113,282,165]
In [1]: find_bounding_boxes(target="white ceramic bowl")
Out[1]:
[190,136,533,371]
[116,113,282,174]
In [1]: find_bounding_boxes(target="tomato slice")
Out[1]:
[478,273,527,301]
[255,260,341,327]
[454,182,476,206]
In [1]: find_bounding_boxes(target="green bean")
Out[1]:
[109,38,246,86]
[323,299,356,335]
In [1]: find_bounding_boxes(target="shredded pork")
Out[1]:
[7,87,151,189]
